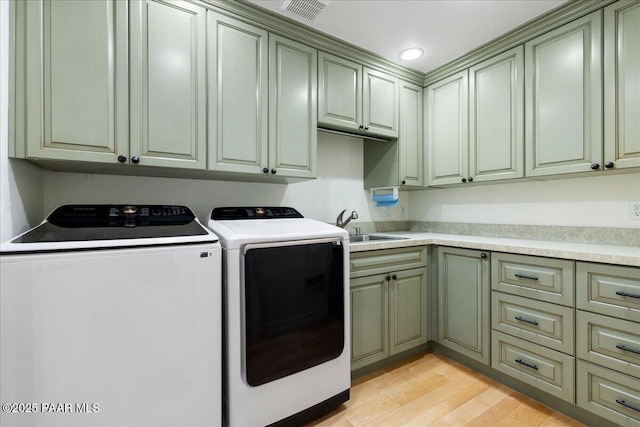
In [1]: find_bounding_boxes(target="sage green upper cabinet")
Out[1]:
[268,35,317,178]
[525,11,603,177]
[398,81,424,187]
[604,0,640,170]
[318,52,398,138]
[426,70,468,186]
[207,12,268,175]
[363,68,399,138]
[469,46,524,182]
[363,80,423,189]
[438,247,490,365]
[129,0,207,170]
[22,0,128,163]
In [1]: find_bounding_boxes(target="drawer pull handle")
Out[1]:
[616,344,640,355]
[515,273,539,281]
[515,316,539,326]
[616,291,640,299]
[616,399,640,413]
[515,359,539,371]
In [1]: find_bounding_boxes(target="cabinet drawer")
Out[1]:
[577,360,640,426]
[350,247,426,278]
[492,331,574,403]
[492,292,574,355]
[577,310,640,379]
[491,253,574,306]
[577,262,640,322]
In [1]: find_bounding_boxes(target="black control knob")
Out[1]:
[468,177,474,182]
[263,168,269,174]
[271,169,277,175]
[461,178,467,183]
[117,155,127,163]
[590,163,600,170]
[392,274,397,280]
[131,156,140,164]
[481,253,487,259]
[605,162,614,169]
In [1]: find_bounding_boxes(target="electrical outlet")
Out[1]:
[629,201,640,220]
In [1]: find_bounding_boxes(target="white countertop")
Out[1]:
[348,232,640,267]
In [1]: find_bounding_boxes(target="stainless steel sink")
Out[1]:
[349,234,408,243]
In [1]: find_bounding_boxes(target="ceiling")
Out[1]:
[247,0,567,74]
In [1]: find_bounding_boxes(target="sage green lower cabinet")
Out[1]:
[577,360,640,426]
[351,273,389,369]
[350,247,427,371]
[437,247,490,364]
[492,331,575,403]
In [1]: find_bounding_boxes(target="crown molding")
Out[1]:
[201,0,425,84]
[423,0,617,86]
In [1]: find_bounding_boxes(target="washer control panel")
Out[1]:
[48,205,195,227]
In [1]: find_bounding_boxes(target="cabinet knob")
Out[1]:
[131,156,140,164]
[271,169,277,175]
[481,253,487,259]
[117,155,127,163]
[386,276,391,282]
[590,163,600,170]
[364,126,369,131]
[461,178,467,183]
[605,162,614,169]
[392,274,397,280]
[401,180,406,185]
[359,125,364,130]
[468,177,473,182]
[263,168,269,174]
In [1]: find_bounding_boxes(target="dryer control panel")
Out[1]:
[210,207,304,220]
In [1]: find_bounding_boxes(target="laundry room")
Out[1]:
[1,0,639,426]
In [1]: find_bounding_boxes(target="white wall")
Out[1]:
[42,132,409,225]
[0,1,44,242]
[410,173,640,228]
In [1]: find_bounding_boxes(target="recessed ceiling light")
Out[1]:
[399,47,424,61]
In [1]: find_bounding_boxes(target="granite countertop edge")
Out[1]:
[348,232,640,267]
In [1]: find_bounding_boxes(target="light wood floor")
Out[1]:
[307,352,584,427]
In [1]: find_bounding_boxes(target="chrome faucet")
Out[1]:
[336,209,358,228]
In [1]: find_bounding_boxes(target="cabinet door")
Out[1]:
[438,247,490,364]
[24,0,128,163]
[469,47,524,182]
[399,81,424,187]
[390,267,427,355]
[208,12,268,174]
[363,68,399,138]
[525,11,603,177]
[426,70,469,186]
[604,0,640,170]
[318,52,362,132]
[269,35,317,178]
[351,274,389,370]
[129,0,206,170]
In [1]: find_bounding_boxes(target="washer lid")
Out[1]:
[1,205,218,253]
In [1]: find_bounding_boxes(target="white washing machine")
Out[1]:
[0,204,222,427]
[207,207,350,427]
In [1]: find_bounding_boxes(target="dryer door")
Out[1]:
[243,238,345,386]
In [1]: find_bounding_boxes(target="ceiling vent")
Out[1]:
[282,0,329,22]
